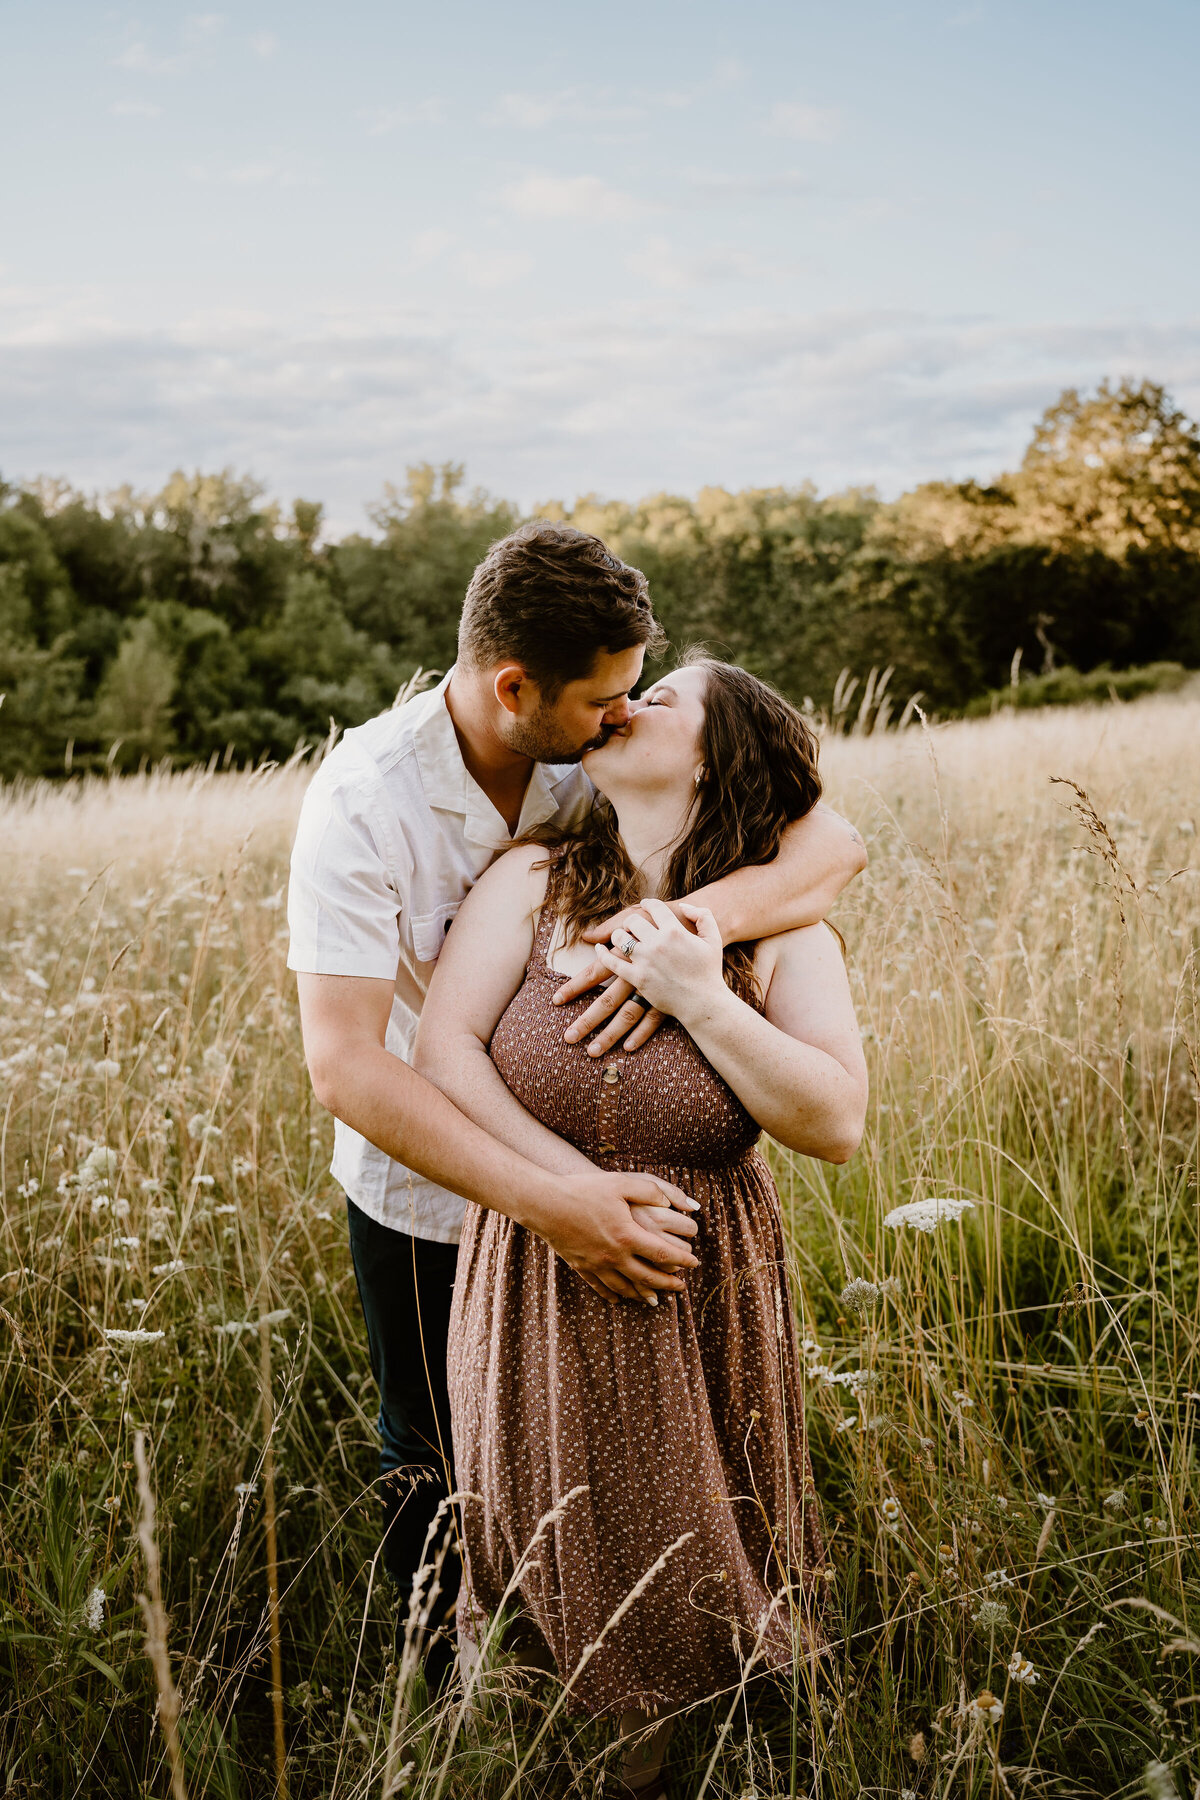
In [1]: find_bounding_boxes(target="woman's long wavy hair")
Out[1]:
[529,652,823,1003]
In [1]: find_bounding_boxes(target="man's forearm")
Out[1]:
[316,1040,561,1223]
[688,803,866,944]
[416,1032,595,1178]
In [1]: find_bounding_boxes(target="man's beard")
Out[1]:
[506,705,615,765]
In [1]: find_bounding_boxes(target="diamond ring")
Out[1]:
[611,929,637,960]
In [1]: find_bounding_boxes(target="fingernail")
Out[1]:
[647,1294,658,1307]
[564,1028,578,1041]
[684,1199,700,1211]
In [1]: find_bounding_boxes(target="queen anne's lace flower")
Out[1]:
[839,1278,880,1315]
[972,1599,1010,1632]
[83,1586,106,1631]
[883,1198,975,1233]
[103,1327,165,1345]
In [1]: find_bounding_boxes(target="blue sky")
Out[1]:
[2,0,1198,529]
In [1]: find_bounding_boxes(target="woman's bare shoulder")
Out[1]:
[753,919,846,982]
[465,842,552,913]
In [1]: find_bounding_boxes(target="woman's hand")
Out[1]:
[591,898,725,1035]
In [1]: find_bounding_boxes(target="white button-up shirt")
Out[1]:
[287,670,593,1242]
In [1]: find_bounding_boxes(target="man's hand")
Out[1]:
[552,903,692,1054]
[529,1169,701,1305]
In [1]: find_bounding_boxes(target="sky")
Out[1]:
[2,0,1199,531]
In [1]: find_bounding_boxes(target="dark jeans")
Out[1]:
[346,1198,461,1616]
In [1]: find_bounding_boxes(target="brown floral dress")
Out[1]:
[447,899,826,1718]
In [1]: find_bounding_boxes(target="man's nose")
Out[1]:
[604,697,634,725]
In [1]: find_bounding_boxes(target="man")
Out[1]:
[287,520,865,1676]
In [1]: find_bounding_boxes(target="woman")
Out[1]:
[415,655,867,1794]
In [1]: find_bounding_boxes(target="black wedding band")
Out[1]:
[625,993,651,1013]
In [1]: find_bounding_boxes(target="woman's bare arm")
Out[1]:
[593,902,867,1162]
[415,847,598,1178]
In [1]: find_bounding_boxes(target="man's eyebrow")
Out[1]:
[591,689,634,703]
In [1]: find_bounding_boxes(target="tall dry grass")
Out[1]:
[1,692,1197,1797]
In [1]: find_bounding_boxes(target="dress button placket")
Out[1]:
[597,1060,622,1158]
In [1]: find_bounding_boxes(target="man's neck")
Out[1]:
[444,668,534,834]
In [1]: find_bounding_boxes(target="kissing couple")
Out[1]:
[286,521,868,1796]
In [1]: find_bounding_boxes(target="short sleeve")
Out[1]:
[287,759,404,980]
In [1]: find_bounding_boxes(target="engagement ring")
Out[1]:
[612,930,637,960]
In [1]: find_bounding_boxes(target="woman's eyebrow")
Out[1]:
[645,683,677,700]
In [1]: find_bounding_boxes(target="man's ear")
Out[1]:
[493,662,531,717]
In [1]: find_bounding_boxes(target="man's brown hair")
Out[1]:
[458,520,665,696]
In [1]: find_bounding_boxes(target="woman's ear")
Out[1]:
[693,767,707,788]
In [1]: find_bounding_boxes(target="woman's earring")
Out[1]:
[694,768,706,788]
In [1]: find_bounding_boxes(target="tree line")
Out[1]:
[2,378,1199,780]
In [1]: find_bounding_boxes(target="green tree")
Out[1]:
[92,618,177,765]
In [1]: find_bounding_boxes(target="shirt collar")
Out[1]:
[410,665,582,848]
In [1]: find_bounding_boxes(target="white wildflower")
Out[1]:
[193,1174,215,1189]
[125,1298,148,1313]
[839,1277,880,1316]
[234,1481,258,1498]
[103,1327,165,1345]
[79,1146,119,1188]
[968,1690,1004,1724]
[83,1585,106,1631]
[1142,1760,1177,1800]
[232,1155,253,1179]
[201,1046,227,1075]
[16,1177,38,1199]
[883,1197,975,1233]
[90,1194,111,1215]
[835,1413,858,1434]
[952,1390,975,1408]
[24,968,49,990]
[971,1599,1010,1633]
[113,1198,130,1219]
[1007,1651,1038,1685]
[1036,1492,1056,1509]
[880,1496,902,1526]
[217,1320,254,1337]
[140,1178,162,1193]
[94,1059,121,1080]
[152,1260,186,1276]
[985,1568,1015,1590]
[116,1236,140,1250]
[214,1203,237,1216]
[262,1308,291,1326]
[1103,1489,1127,1512]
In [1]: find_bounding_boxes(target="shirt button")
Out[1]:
[602,1065,622,1085]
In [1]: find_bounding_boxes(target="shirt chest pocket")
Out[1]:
[410,901,462,967]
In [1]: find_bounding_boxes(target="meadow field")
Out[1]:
[1,689,1198,1799]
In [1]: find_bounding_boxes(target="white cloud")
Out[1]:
[113,41,184,76]
[685,169,813,201]
[362,101,444,136]
[626,237,787,291]
[111,99,163,119]
[456,250,533,290]
[3,293,1198,530]
[486,90,643,129]
[412,229,455,266]
[501,173,646,221]
[185,156,316,188]
[250,31,279,57]
[765,101,840,142]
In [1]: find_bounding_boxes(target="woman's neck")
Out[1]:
[610,789,695,899]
